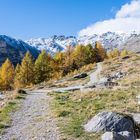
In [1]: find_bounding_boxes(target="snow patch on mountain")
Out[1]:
[78,32,131,50]
[27,32,139,54]
[26,35,77,54]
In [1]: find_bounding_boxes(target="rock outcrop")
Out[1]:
[84,112,135,133]
[106,72,127,82]
[84,112,140,139]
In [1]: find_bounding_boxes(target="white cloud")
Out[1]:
[116,0,140,18]
[78,0,140,36]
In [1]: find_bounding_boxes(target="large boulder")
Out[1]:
[84,112,135,133]
[101,131,135,140]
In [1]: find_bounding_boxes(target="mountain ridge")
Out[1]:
[1,32,140,66]
[27,31,140,54]
[0,35,39,65]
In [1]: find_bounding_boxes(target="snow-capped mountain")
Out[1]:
[122,33,140,52]
[26,35,77,54]
[78,32,130,50]
[27,32,140,54]
[0,35,39,65]
[1,32,140,66]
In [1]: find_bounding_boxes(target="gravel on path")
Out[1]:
[1,89,60,140]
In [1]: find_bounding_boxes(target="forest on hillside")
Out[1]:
[0,42,128,90]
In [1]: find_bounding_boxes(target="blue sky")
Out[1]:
[0,0,130,39]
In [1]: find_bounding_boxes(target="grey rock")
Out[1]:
[0,93,5,100]
[84,112,135,133]
[73,73,88,79]
[106,72,127,83]
[101,131,136,140]
[104,82,119,87]
[84,83,96,89]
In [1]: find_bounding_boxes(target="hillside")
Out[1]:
[47,53,140,140]
[1,52,140,139]
[122,34,140,52]
[0,35,39,65]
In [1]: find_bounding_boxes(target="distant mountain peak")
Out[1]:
[26,32,140,54]
[1,32,140,66]
[0,35,39,65]
[26,35,77,54]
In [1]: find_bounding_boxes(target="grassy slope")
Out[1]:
[49,53,140,140]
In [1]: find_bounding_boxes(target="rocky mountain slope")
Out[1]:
[49,53,140,140]
[26,35,77,54]
[122,34,140,52]
[0,35,39,65]
[1,32,140,66]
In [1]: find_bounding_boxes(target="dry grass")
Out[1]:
[50,86,140,140]
[0,90,27,135]
[49,53,140,140]
[65,63,96,78]
[0,91,18,108]
[102,53,140,86]
[45,63,96,89]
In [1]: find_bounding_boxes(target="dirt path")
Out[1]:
[53,63,103,92]
[1,63,103,140]
[2,89,60,140]
[87,63,103,85]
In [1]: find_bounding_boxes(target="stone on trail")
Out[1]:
[0,92,5,100]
